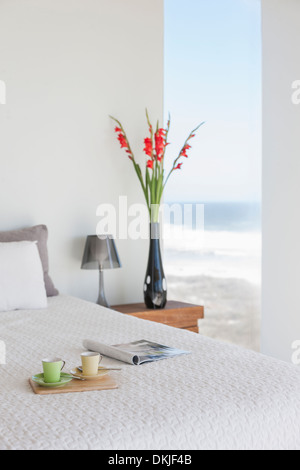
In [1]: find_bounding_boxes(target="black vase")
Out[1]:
[144,223,167,309]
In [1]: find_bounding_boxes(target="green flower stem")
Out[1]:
[163,121,205,190]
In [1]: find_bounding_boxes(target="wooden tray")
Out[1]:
[29,375,118,395]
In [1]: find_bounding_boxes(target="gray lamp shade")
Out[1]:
[81,235,121,270]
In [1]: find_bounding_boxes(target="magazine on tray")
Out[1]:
[82,339,190,365]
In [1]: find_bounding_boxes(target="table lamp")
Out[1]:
[81,235,121,308]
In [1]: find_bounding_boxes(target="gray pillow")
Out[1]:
[0,225,58,297]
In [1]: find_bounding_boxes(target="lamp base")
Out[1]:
[97,294,110,308]
[97,268,110,308]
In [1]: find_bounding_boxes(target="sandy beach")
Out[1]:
[165,273,261,351]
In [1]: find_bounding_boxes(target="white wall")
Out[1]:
[0,0,164,304]
[261,0,300,361]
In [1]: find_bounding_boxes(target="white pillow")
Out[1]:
[0,241,47,312]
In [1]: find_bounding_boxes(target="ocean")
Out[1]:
[163,202,261,350]
[163,202,261,285]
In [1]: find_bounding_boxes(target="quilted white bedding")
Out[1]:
[1,295,300,450]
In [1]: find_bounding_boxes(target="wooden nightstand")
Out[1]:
[111,300,204,333]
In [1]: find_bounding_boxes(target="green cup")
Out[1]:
[42,358,66,383]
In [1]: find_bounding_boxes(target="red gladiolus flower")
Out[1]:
[115,129,133,160]
[147,160,153,169]
[110,110,204,218]
[143,137,153,157]
[155,128,166,161]
[180,144,191,158]
[117,133,127,149]
[174,163,183,170]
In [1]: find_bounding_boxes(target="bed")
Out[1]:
[0,294,300,450]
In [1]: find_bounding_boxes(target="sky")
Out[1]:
[164,0,261,203]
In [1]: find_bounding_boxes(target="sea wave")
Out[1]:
[164,225,261,285]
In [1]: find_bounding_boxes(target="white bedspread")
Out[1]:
[0,295,300,450]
